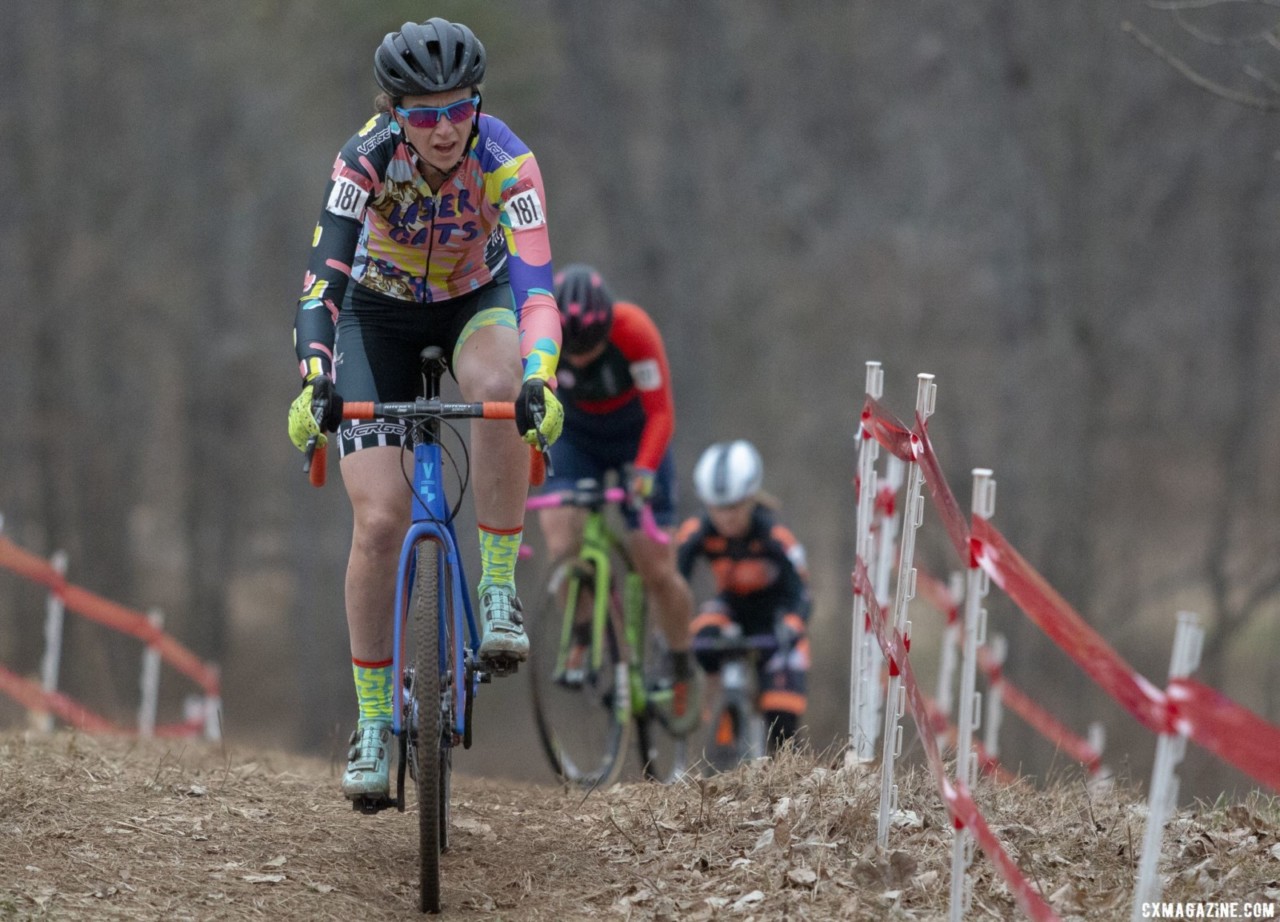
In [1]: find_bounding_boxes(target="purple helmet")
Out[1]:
[555,264,615,355]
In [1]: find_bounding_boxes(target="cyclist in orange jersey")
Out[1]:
[676,440,812,751]
[534,264,703,736]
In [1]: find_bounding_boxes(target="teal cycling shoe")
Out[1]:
[342,720,393,802]
[478,584,529,669]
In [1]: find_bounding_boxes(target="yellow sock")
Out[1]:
[477,523,522,590]
[352,658,393,723]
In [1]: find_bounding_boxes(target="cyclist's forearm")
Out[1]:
[517,292,561,383]
[294,211,359,380]
[294,297,339,381]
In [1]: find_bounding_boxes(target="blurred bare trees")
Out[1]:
[1,1,1278,797]
[1125,0,1280,111]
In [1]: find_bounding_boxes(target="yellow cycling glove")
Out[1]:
[287,374,341,452]
[515,379,563,447]
[627,467,656,508]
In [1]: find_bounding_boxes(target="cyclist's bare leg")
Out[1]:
[340,446,414,661]
[339,445,412,802]
[452,322,526,539]
[627,529,693,653]
[538,506,586,562]
[537,506,592,619]
[629,528,702,734]
[453,320,530,665]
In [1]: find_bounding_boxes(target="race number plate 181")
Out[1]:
[505,188,546,229]
[327,179,369,220]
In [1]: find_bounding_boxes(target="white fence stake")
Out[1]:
[858,453,903,758]
[876,373,935,847]
[138,609,164,738]
[2,518,218,740]
[849,361,883,762]
[1130,612,1203,921]
[950,468,995,922]
[203,669,222,741]
[1088,721,1106,759]
[936,571,965,718]
[38,550,69,733]
[1088,722,1113,793]
[982,633,1007,759]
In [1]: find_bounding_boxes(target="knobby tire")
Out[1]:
[529,573,631,788]
[636,713,689,783]
[705,695,753,775]
[413,542,444,913]
[637,628,689,783]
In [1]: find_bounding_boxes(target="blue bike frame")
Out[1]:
[390,438,481,742]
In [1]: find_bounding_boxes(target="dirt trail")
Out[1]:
[1,732,1277,921]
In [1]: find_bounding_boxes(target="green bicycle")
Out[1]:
[525,479,688,787]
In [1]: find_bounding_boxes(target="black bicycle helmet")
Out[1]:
[555,264,615,355]
[374,18,487,97]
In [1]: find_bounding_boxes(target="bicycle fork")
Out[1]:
[557,546,635,721]
[622,571,656,716]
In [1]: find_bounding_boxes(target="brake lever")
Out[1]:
[531,407,554,477]
[303,435,318,473]
[303,392,330,475]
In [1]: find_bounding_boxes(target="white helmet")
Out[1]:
[693,440,763,506]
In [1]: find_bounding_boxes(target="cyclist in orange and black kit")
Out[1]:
[676,440,812,752]
[533,264,703,736]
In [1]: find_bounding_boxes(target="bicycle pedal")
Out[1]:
[484,655,520,678]
[351,795,396,815]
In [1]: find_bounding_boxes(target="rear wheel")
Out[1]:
[528,563,632,788]
[412,541,443,913]
[704,695,753,775]
[636,714,689,782]
[637,631,689,782]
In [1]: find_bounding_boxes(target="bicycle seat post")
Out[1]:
[420,346,447,400]
[415,347,448,446]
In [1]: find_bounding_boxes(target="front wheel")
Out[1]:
[702,694,757,775]
[528,567,632,788]
[412,541,445,913]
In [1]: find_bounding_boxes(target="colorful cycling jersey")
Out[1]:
[676,505,811,617]
[554,302,675,473]
[293,111,559,384]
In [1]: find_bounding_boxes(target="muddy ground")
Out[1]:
[0,731,1277,920]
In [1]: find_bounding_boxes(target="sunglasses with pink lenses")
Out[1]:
[395,96,479,129]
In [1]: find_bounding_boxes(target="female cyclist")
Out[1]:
[286,18,562,803]
[677,440,812,752]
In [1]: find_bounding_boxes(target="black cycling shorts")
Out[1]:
[333,277,517,456]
